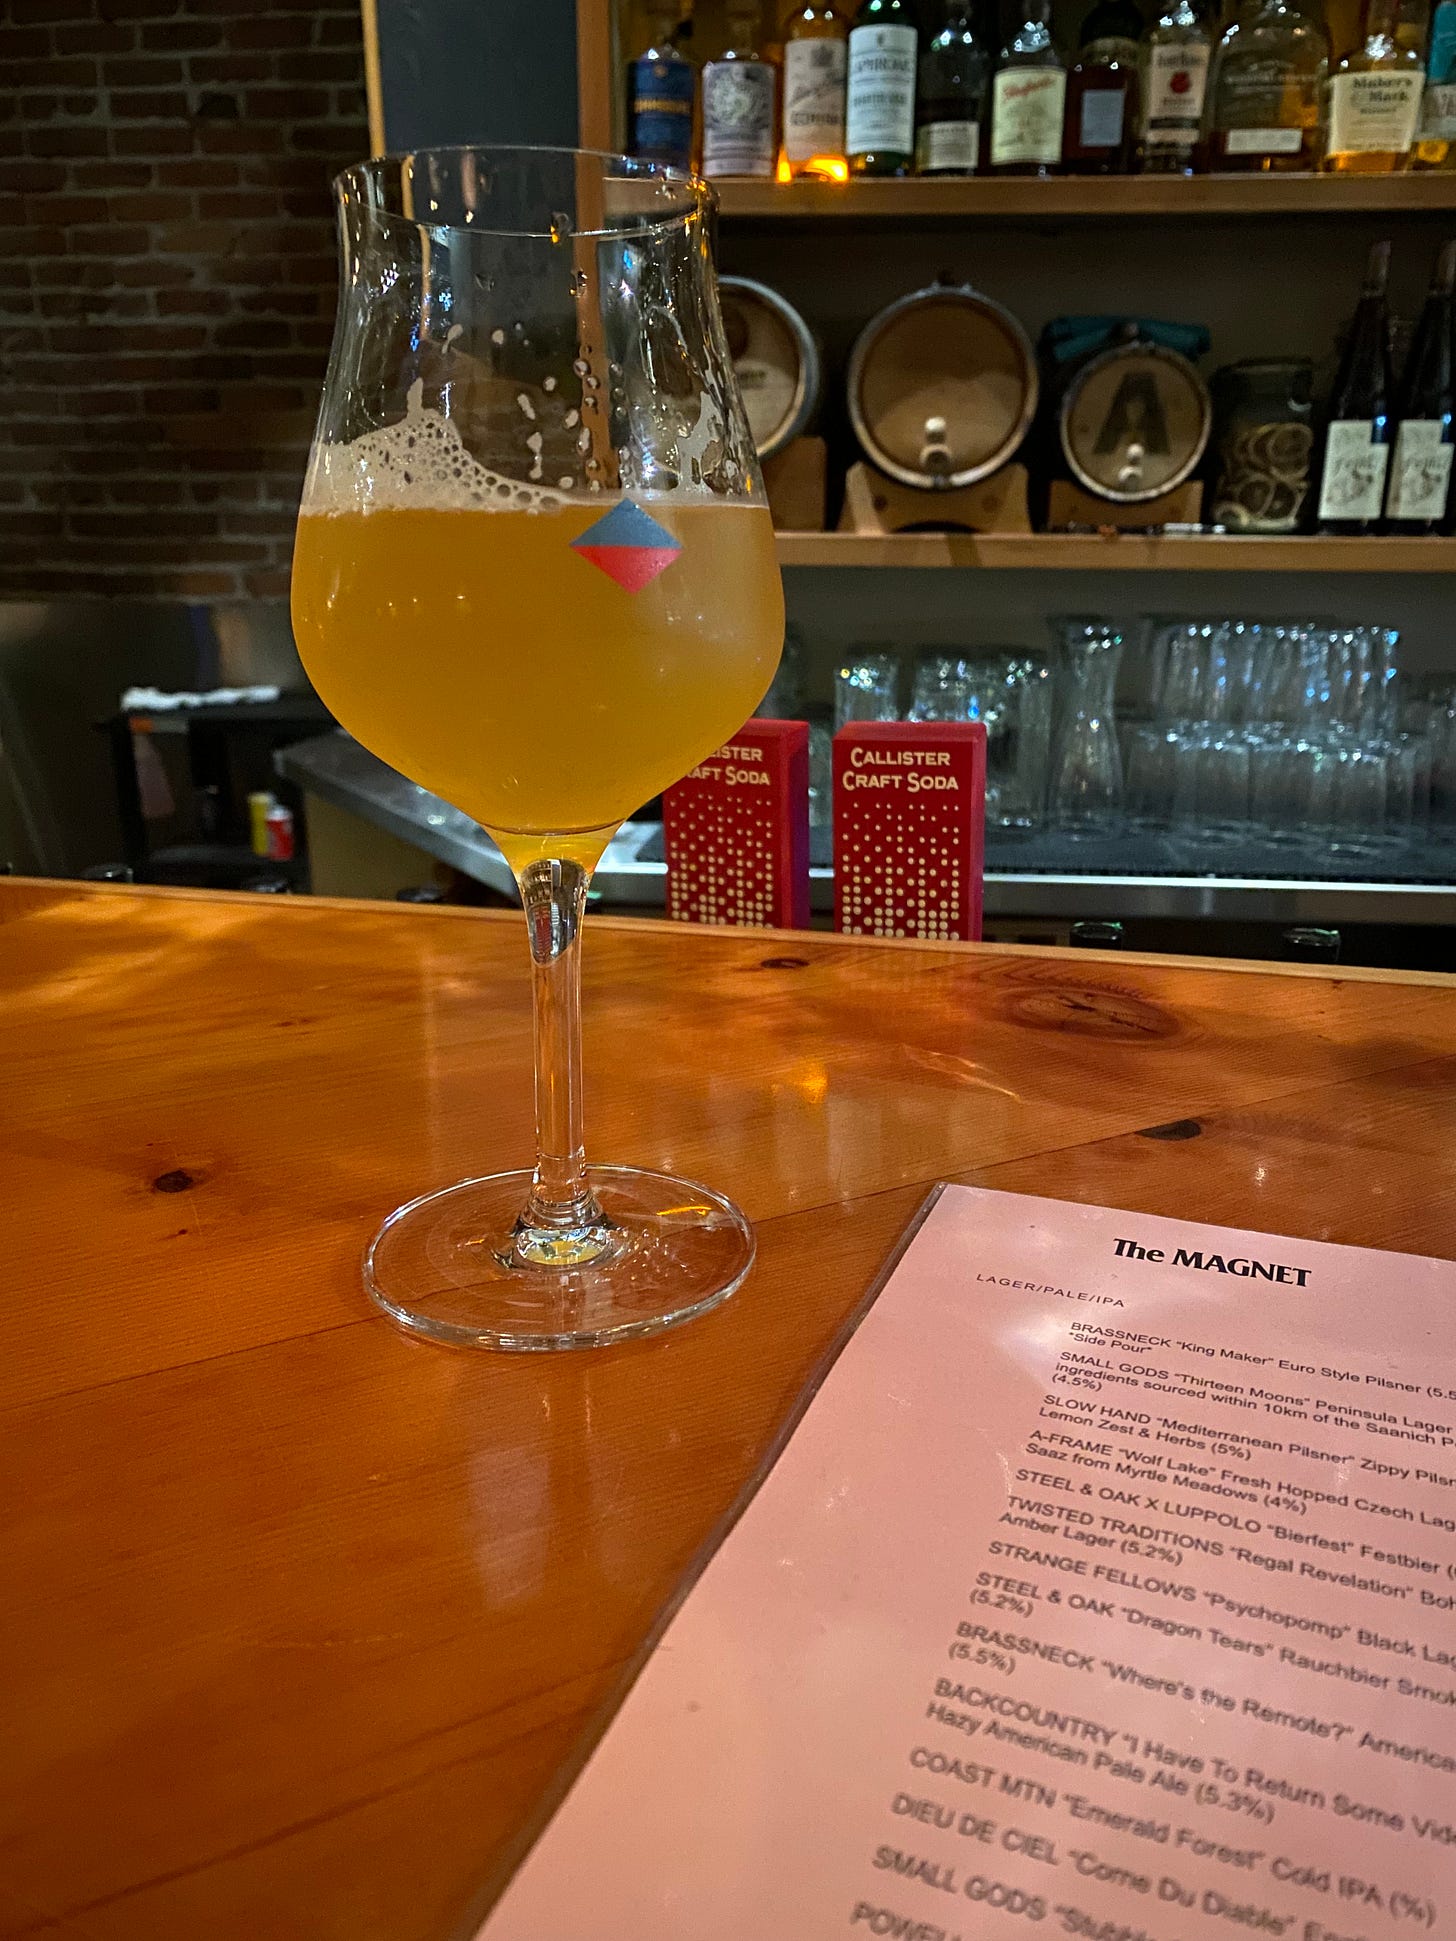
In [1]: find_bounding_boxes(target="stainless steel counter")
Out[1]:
[278,731,1456,927]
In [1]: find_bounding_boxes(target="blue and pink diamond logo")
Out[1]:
[570,498,681,593]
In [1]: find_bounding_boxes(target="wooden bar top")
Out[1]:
[3,878,1455,1940]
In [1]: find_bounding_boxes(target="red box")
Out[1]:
[663,718,810,929]
[833,721,986,942]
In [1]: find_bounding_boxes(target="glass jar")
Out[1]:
[1209,359,1315,532]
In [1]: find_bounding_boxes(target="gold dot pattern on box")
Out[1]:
[836,764,973,943]
[665,787,775,929]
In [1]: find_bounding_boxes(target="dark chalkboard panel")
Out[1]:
[377,0,579,152]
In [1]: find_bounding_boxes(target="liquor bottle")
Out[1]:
[702,2,778,177]
[626,2,697,168]
[1397,0,1431,62]
[1324,0,1424,169]
[1414,0,1456,164]
[990,0,1067,172]
[782,1,850,178]
[846,0,919,172]
[916,0,990,171]
[1385,240,1455,530]
[1206,0,1329,171]
[1063,0,1143,172]
[1138,0,1214,173]
[1316,240,1394,534]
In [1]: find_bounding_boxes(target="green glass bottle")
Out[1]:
[847,0,920,174]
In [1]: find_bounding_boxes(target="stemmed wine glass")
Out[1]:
[291,147,784,1350]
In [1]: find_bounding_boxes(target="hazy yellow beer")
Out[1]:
[292,496,783,870]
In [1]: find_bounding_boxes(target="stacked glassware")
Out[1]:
[1124,621,1425,860]
[832,624,1444,875]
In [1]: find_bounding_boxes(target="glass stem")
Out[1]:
[513,857,609,1265]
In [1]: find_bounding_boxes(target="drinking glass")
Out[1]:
[907,652,973,722]
[837,648,901,726]
[990,653,1053,832]
[291,147,783,1349]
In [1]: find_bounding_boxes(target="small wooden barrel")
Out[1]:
[1058,340,1212,504]
[847,282,1039,491]
[716,276,822,461]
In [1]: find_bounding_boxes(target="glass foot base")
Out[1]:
[363,1165,755,1351]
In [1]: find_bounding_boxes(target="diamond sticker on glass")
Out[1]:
[570,498,682,592]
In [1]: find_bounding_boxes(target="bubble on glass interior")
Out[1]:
[543,375,557,391]
[564,409,579,428]
[570,270,588,295]
[517,393,536,420]
[490,327,505,346]
[549,211,574,243]
[445,323,463,347]
[572,358,589,377]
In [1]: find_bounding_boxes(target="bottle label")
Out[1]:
[1420,79,1456,137]
[1429,0,1456,83]
[628,56,695,167]
[1386,419,1454,520]
[1224,125,1304,153]
[990,67,1067,165]
[1327,70,1423,155]
[1142,41,1210,143]
[915,118,980,169]
[1078,87,1126,148]
[846,23,918,156]
[702,58,776,176]
[783,37,847,159]
[1318,420,1391,521]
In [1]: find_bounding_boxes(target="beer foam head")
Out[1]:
[303,381,566,514]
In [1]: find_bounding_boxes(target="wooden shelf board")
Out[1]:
[719,174,1456,220]
[774,532,1456,572]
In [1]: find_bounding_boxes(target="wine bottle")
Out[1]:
[847,0,919,174]
[1385,240,1456,531]
[1317,240,1395,535]
[625,2,696,168]
[916,0,990,173]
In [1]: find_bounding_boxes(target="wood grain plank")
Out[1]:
[3,881,1456,1939]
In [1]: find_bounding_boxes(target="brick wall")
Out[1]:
[1,0,368,601]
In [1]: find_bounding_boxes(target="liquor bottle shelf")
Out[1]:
[773,532,1456,572]
[717,173,1456,221]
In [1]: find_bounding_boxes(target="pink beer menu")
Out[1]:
[478,1187,1456,1941]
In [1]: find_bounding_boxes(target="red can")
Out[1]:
[264,803,295,862]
